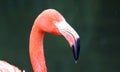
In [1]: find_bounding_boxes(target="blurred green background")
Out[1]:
[0,0,120,72]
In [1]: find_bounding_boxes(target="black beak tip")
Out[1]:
[72,38,80,61]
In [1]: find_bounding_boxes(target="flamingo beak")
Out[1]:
[55,20,80,61]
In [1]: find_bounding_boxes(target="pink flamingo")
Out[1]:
[0,9,80,72]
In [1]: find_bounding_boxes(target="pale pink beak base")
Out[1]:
[55,20,80,61]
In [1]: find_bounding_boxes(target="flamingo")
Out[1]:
[0,9,80,72]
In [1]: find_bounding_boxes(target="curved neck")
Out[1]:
[29,25,47,72]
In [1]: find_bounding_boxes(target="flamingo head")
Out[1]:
[36,9,80,60]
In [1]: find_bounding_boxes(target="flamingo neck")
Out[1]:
[29,25,47,72]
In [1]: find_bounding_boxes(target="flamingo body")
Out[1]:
[0,9,80,72]
[0,60,25,72]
